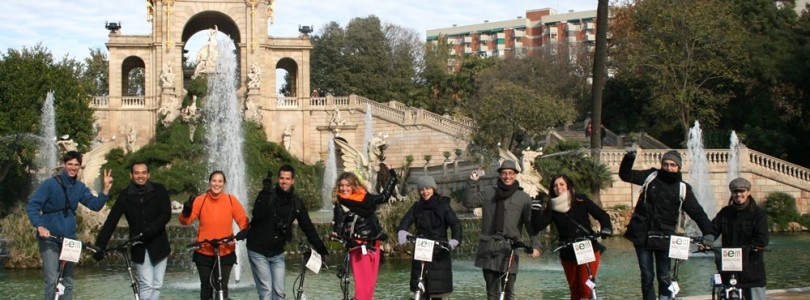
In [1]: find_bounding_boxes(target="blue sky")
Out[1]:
[1,0,596,61]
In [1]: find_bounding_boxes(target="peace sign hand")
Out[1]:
[102,169,114,195]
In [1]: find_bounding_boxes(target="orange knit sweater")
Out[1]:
[179,191,249,256]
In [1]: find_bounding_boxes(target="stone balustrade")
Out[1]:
[91,96,152,109]
[418,147,810,214]
[267,95,473,136]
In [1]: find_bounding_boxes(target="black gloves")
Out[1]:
[600,228,613,239]
[93,250,105,261]
[235,229,249,241]
[182,195,195,217]
[531,199,543,211]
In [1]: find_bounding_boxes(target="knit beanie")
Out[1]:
[661,150,682,168]
[417,176,437,190]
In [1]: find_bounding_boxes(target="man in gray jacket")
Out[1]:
[464,160,540,300]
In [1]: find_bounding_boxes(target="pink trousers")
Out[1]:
[350,244,381,300]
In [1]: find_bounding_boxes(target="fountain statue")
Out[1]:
[333,133,388,193]
[180,98,200,142]
[247,63,262,89]
[498,146,548,198]
[56,135,78,158]
[192,26,220,79]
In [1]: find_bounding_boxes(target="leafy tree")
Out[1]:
[82,47,108,96]
[535,141,613,202]
[310,16,422,103]
[311,21,350,96]
[464,79,576,161]
[127,68,145,96]
[0,44,95,212]
[612,0,749,142]
[382,23,423,102]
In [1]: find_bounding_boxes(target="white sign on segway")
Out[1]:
[721,248,743,272]
[573,240,596,265]
[414,238,435,262]
[59,238,82,263]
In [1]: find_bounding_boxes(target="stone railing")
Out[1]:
[599,147,810,190]
[91,96,109,108]
[276,94,474,136]
[122,96,146,108]
[748,149,810,184]
[275,97,299,108]
[91,96,152,109]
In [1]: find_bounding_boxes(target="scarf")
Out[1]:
[339,188,376,217]
[732,196,753,211]
[657,169,682,184]
[416,194,443,229]
[493,179,520,234]
[127,182,152,203]
[275,185,295,206]
[551,191,572,213]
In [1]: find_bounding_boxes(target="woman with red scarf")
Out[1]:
[331,170,397,300]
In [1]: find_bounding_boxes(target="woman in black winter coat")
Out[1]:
[532,175,612,300]
[397,176,462,299]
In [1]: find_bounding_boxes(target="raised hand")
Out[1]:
[102,169,114,195]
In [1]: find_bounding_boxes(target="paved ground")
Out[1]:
[681,287,810,299]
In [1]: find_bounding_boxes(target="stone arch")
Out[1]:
[276,58,298,97]
[181,11,241,44]
[121,56,145,96]
[181,11,242,82]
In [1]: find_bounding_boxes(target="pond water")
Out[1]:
[2,234,808,299]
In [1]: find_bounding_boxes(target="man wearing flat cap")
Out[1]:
[464,160,540,299]
[708,177,769,300]
[619,149,715,300]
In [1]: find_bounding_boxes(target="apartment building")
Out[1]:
[426,8,598,59]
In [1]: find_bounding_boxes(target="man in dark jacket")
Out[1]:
[246,165,328,300]
[620,149,715,300]
[464,160,540,300]
[710,177,768,300]
[95,161,170,300]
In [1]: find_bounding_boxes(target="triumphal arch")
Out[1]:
[92,0,472,167]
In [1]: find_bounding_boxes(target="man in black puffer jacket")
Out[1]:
[709,177,768,300]
[620,149,715,300]
[246,165,328,300]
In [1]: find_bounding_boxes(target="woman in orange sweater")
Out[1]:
[180,170,249,300]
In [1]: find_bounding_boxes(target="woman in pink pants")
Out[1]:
[332,170,398,300]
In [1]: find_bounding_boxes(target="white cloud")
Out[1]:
[1,0,595,60]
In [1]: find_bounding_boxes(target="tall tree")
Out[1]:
[0,44,96,209]
[613,0,749,142]
[311,21,349,96]
[310,16,422,103]
[82,47,109,96]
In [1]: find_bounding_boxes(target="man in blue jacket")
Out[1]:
[26,151,113,300]
[94,161,171,300]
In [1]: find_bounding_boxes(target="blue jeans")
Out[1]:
[248,250,287,300]
[39,238,74,300]
[134,249,167,300]
[635,245,672,300]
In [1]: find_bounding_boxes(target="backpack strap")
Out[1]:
[42,175,76,217]
[676,182,687,234]
[640,171,658,205]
